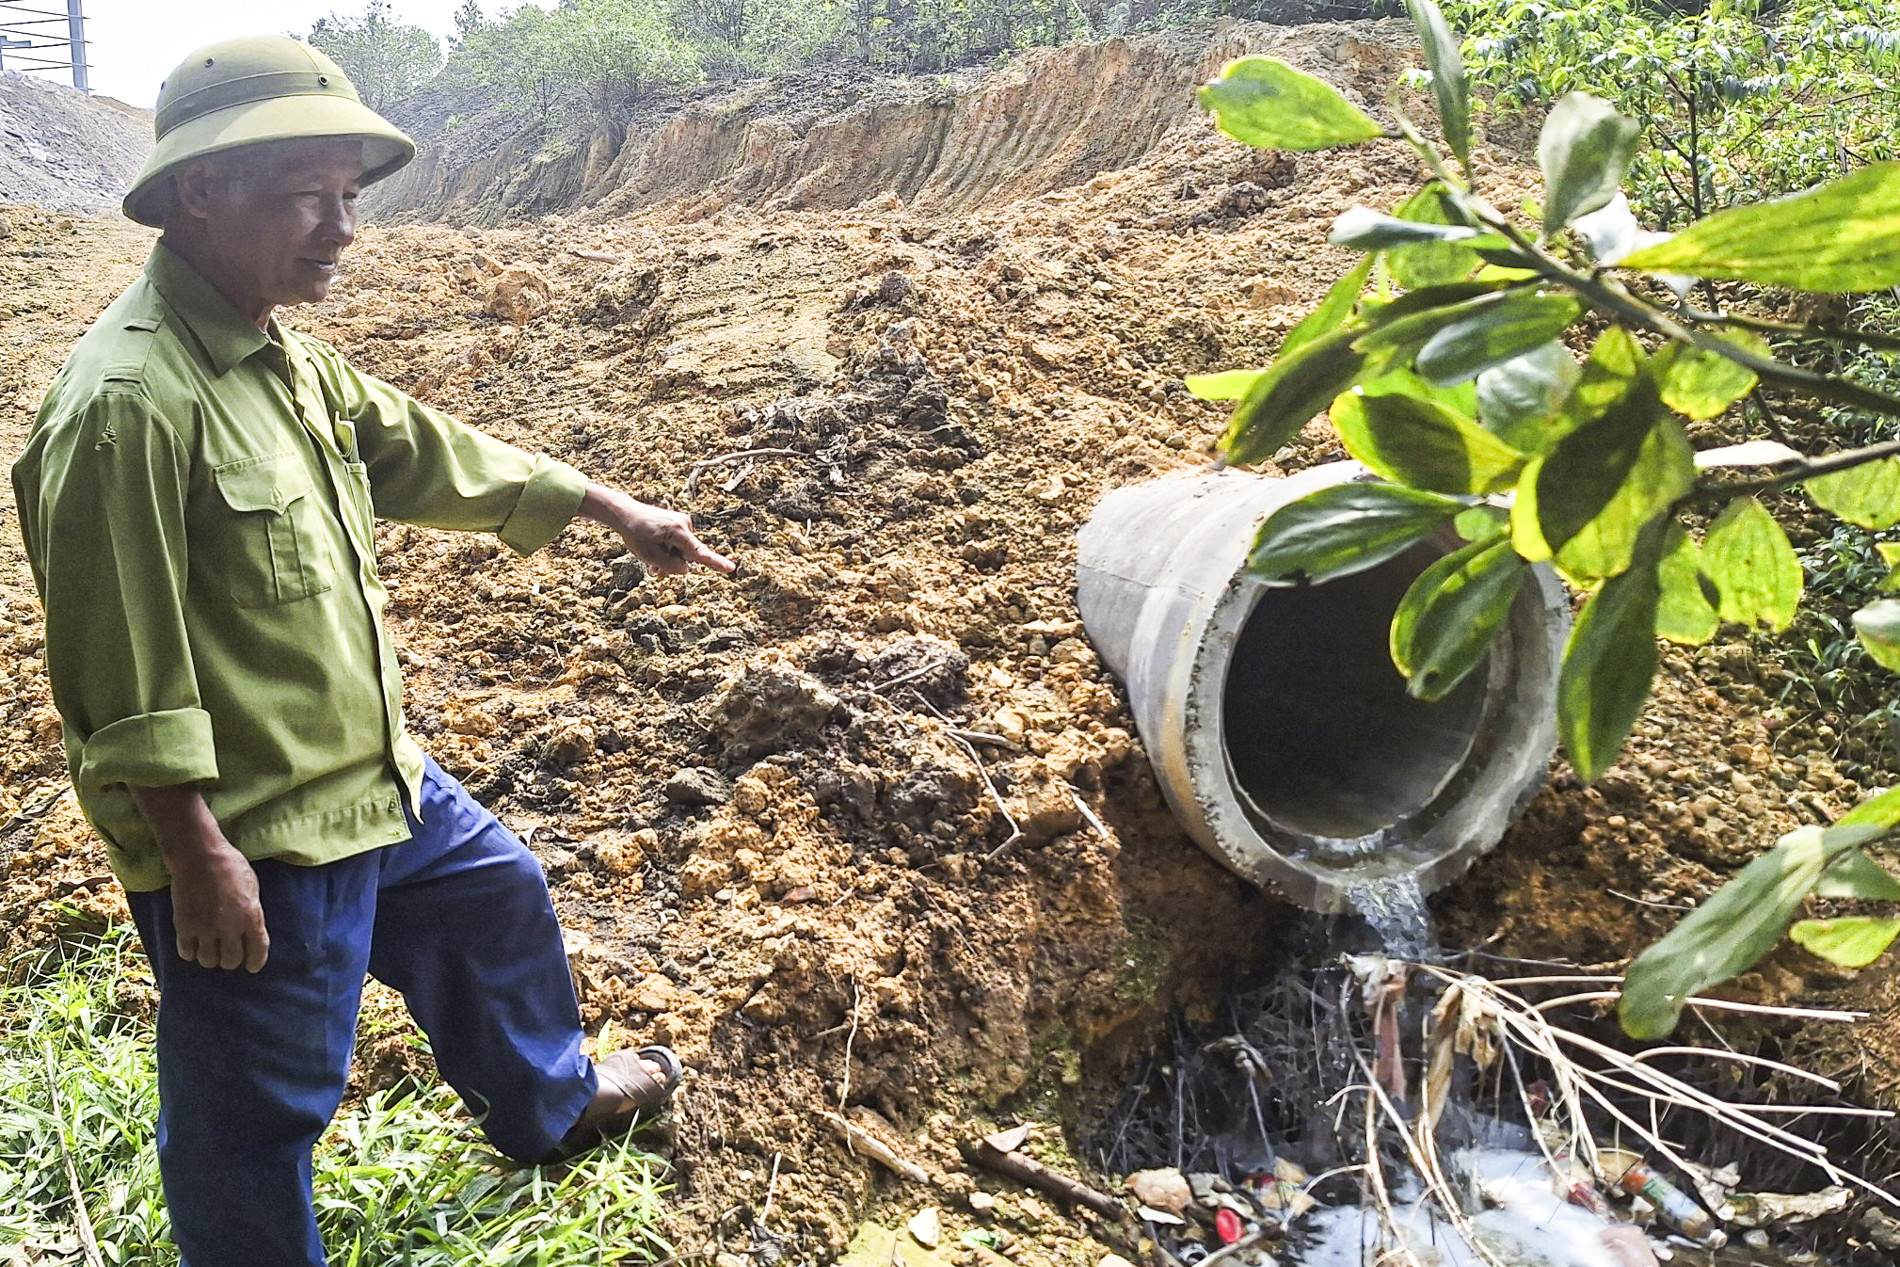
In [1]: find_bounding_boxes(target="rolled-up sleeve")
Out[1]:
[301,337,588,555]
[14,390,220,792]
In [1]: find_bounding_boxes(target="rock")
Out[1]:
[968,1191,996,1216]
[1129,1167,1191,1215]
[907,1207,941,1249]
[543,720,596,765]
[1098,1257,1137,1267]
[486,264,554,324]
[595,828,658,875]
[877,271,916,305]
[708,657,841,759]
[664,767,732,806]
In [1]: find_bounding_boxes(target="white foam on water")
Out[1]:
[1291,1150,1627,1267]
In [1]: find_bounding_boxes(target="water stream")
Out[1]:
[1343,870,1436,961]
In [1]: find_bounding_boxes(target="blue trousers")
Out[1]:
[126,756,597,1267]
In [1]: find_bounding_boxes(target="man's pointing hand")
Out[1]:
[580,485,735,577]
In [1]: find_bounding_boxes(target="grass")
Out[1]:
[0,923,674,1266]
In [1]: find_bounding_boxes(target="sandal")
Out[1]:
[545,1043,683,1163]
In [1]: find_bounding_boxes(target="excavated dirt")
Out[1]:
[1,16,1897,1264]
[0,71,148,215]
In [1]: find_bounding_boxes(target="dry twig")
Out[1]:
[43,1043,104,1267]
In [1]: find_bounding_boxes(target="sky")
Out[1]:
[41,1,553,107]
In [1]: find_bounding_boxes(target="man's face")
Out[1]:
[184,138,365,310]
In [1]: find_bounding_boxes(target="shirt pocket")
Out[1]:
[209,453,335,608]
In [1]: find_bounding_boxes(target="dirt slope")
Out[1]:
[0,72,149,215]
[376,18,1392,226]
[1,16,1896,1264]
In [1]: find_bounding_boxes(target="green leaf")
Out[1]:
[1814,848,1900,901]
[1553,417,1695,581]
[1517,363,1690,578]
[1655,522,1718,646]
[1247,481,1471,584]
[1618,162,1900,293]
[1331,389,1526,496]
[1476,341,1581,453]
[1390,534,1526,701]
[1199,57,1384,152]
[1388,184,1485,289]
[1402,0,1471,166]
[1805,456,1900,530]
[1789,917,1900,969]
[1558,520,1665,784]
[1653,333,1765,420]
[1852,597,1900,672]
[1701,497,1803,632]
[1618,821,1869,1038]
[1357,365,1479,417]
[1415,294,1583,386]
[1841,785,1900,831]
[1550,327,1643,443]
[1354,281,1522,352]
[1280,254,1376,360]
[1185,369,1264,401]
[1329,206,1486,250]
[1537,92,1641,235]
[1454,504,1508,541]
[1220,329,1387,466]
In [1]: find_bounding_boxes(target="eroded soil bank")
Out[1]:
[1,16,1896,1265]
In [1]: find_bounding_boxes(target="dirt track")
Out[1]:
[1,17,1897,1263]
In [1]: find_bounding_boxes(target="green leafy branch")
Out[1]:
[1195,0,1900,1034]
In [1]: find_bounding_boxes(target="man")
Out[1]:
[11,37,731,1267]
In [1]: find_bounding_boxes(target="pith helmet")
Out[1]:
[123,36,416,227]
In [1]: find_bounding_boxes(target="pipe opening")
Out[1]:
[1222,543,1490,844]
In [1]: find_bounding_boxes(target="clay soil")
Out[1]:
[1,20,1896,1265]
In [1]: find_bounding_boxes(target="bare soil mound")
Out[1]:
[376,18,1406,226]
[0,72,149,215]
[1,17,1896,1265]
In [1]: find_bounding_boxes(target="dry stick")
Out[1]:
[1627,1045,1847,1093]
[870,658,949,694]
[818,1112,928,1184]
[1067,784,1111,840]
[1483,990,1897,1205]
[43,1043,104,1267]
[874,692,1024,858]
[956,1140,1123,1220]
[1531,989,1866,1024]
[761,1151,783,1225]
[683,448,811,495]
[1356,1084,1433,1267]
[839,976,861,1115]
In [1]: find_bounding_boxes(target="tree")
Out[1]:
[450,0,488,50]
[306,1,444,112]
[1193,0,1900,1034]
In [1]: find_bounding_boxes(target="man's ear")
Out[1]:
[170,163,226,223]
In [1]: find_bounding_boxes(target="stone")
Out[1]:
[664,767,732,806]
[1128,1167,1191,1216]
[486,264,554,324]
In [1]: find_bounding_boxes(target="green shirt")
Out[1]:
[12,244,589,891]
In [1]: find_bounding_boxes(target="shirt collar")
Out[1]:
[144,242,270,378]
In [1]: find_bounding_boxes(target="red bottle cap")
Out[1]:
[1215,1208,1243,1245]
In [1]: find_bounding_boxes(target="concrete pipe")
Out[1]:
[1076,465,1569,914]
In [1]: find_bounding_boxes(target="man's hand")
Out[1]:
[580,484,735,577]
[130,784,270,972]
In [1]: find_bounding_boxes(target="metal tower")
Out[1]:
[0,1,89,92]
